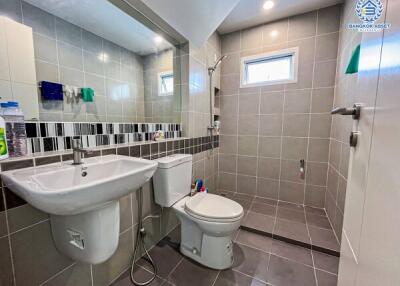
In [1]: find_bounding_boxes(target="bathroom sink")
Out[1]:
[2,155,158,215]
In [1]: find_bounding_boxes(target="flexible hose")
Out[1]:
[130,187,157,285]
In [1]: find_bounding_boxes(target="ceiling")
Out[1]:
[140,0,240,47]
[24,0,173,55]
[218,0,343,34]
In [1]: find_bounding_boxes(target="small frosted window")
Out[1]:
[159,72,174,96]
[241,48,298,87]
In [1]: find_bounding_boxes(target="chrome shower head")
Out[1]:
[208,55,227,73]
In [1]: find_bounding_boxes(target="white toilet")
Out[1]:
[153,154,243,270]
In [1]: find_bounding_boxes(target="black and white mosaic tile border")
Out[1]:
[24,122,182,154]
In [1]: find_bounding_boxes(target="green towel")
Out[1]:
[81,88,94,102]
[345,44,361,74]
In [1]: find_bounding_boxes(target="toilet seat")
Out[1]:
[185,193,243,223]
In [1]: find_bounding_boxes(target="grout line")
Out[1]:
[38,262,77,286]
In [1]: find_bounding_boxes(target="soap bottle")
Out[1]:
[0,114,8,160]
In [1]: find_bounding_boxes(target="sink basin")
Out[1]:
[1,155,158,264]
[2,155,158,215]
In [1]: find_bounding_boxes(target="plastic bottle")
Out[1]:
[1,102,27,157]
[0,114,9,160]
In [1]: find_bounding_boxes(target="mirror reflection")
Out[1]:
[0,0,181,123]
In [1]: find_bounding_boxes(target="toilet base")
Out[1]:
[180,232,234,270]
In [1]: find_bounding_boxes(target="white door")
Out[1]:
[338,0,400,285]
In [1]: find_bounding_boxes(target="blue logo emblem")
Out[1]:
[356,0,383,23]
[348,0,390,32]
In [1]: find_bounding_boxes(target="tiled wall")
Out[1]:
[325,1,360,244]
[0,0,180,123]
[217,5,341,208]
[142,49,181,123]
[0,136,219,286]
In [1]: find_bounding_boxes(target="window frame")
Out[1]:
[240,47,299,88]
[158,71,174,96]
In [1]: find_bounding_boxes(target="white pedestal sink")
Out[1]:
[2,155,158,264]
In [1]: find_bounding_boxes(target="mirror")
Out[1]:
[0,0,181,123]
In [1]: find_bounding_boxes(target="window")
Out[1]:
[241,47,298,87]
[158,71,174,96]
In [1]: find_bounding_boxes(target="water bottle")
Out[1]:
[1,102,27,157]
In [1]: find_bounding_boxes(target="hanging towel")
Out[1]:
[81,88,94,102]
[41,81,63,101]
[346,44,361,74]
[63,85,74,99]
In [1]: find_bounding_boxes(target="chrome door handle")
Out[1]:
[331,103,361,120]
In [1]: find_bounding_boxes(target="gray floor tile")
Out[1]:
[235,230,273,252]
[267,255,317,286]
[277,207,306,224]
[232,244,270,282]
[168,258,219,286]
[253,197,278,206]
[242,211,275,233]
[312,251,339,274]
[278,201,305,212]
[308,226,339,252]
[273,219,311,244]
[271,240,313,267]
[113,266,165,286]
[137,240,183,278]
[304,206,326,216]
[251,202,277,217]
[315,270,337,286]
[306,213,332,229]
[234,199,252,210]
[214,270,268,286]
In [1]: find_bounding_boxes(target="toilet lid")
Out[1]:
[185,193,243,220]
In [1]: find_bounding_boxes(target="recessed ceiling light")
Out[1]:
[270,30,278,37]
[263,0,274,10]
[154,35,163,44]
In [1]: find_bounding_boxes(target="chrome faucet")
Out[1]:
[72,139,92,165]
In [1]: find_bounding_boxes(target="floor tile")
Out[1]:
[315,270,337,286]
[235,230,273,252]
[214,270,268,286]
[271,240,313,267]
[306,213,332,229]
[278,201,305,212]
[312,251,339,274]
[168,258,219,286]
[232,244,270,282]
[273,219,310,244]
[304,206,326,216]
[253,197,278,206]
[113,267,165,286]
[267,255,317,286]
[242,211,275,233]
[277,207,306,224]
[308,226,339,252]
[251,202,276,217]
[137,239,183,278]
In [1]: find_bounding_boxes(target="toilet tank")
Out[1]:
[153,154,193,207]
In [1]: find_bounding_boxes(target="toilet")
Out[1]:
[153,154,243,270]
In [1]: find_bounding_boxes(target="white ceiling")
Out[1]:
[24,0,172,55]
[218,0,343,34]
[141,0,241,47]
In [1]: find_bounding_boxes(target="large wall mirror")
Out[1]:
[0,0,182,123]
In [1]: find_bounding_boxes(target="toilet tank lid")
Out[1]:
[155,154,193,168]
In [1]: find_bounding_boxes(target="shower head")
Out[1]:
[208,55,227,73]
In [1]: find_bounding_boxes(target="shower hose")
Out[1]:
[130,187,157,285]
